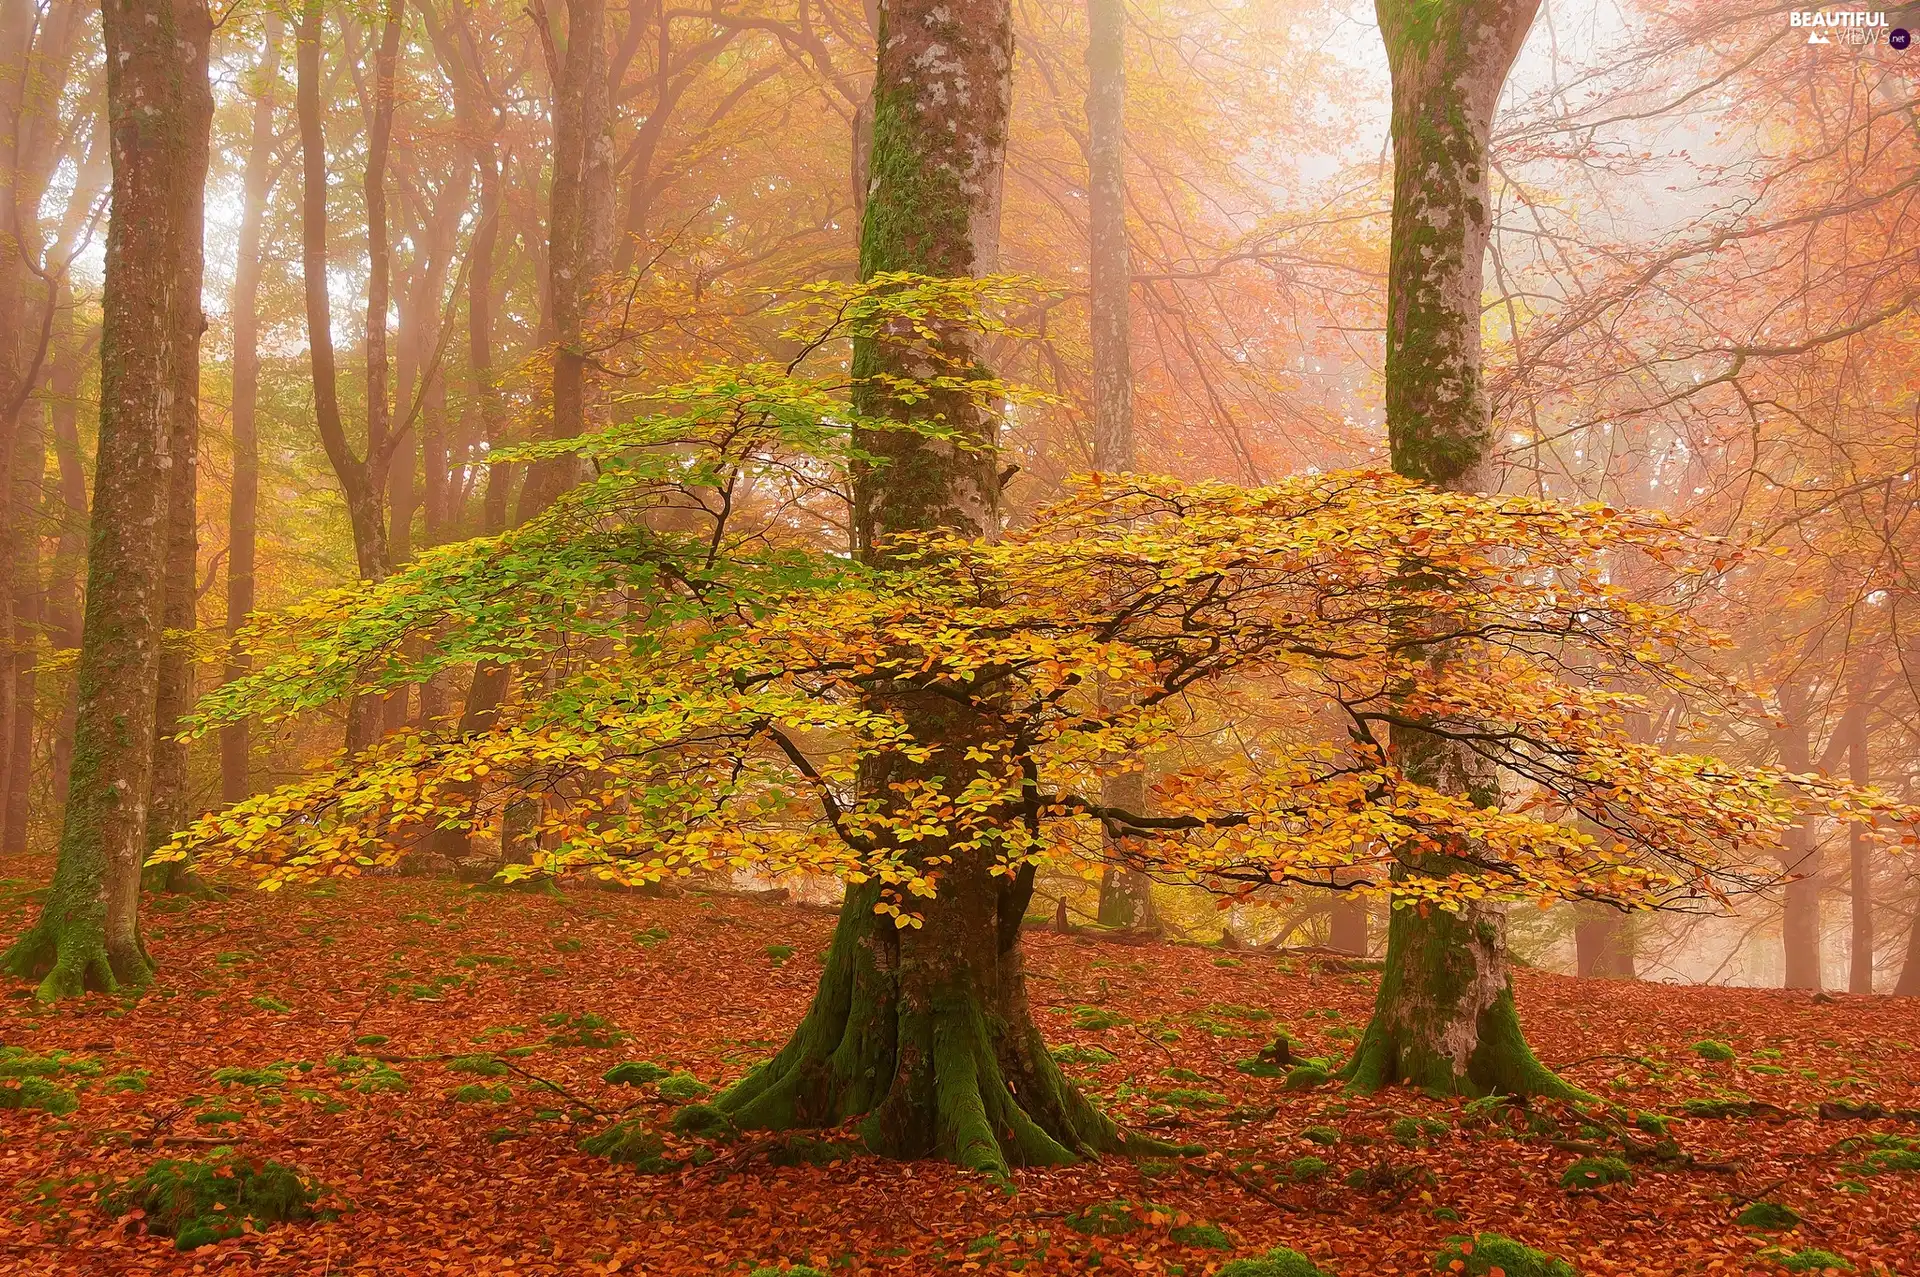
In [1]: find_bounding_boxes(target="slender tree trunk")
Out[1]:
[5,396,43,854]
[1340,0,1569,1098]
[298,0,391,754]
[1848,709,1873,993]
[720,0,1146,1178]
[1084,0,1156,934]
[1328,899,1370,956]
[1780,816,1823,990]
[1897,889,1920,996]
[2,0,212,998]
[433,0,603,862]
[45,303,86,812]
[221,17,280,805]
[1574,905,1634,978]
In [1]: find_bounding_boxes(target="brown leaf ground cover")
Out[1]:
[1,866,1916,1275]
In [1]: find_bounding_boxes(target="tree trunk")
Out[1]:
[298,0,394,755]
[1341,0,1570,1099]
[720,0,1148,1177]
[1082,0,1157,932]
[430,0,603,863]
[1897,890,1920,996]
[1848,709,1873,993]
[5,393,43,854]
[1574,905,1634,979]
[45,301,86,812]
[220,16,280,805]
[3,0,212,998]
[1327,899,1370,956]
[1780,816,1822,991]
[146,174,207,890]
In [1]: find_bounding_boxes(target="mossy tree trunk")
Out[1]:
[1340,0,1576,1098]
[724,0,1144,1177]
[3,0,212,998]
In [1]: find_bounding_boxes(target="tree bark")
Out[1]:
[1084,0,1156,934]
[430,0,604,863]
[44,301,87,812]
[1848,706,1873,993]
[1574,905,1634,979]
[298,0,396,754]
[220,16,281,805]
[5,390,43,854]
[719,0,1149,1178]
[3,0,212,998]
[1897,889,1920,996]
[1341,0,1570,1099]
[146,142,210,888]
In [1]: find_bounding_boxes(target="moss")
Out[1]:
[103,1071,149,1094]
[1736,1201,1802,1230]
[1161,1088,1228,1109]
[747,1267,827,1277]
[657,1073,710,1101]
[211,1066,287,1089]
[447,1055,508,1077]
[542,1011,628,1048]
[1064,1201,1144,1237]
[579,1119,671,1171]
[1236,1058,1285,1078]
[1217,1248,1330,1277]
[448,1083,511,1103]
[1288,1155,1330,1181]
[1692,1040,1736,1063]
[633,925,669,945]
[249,994,292,1013]
[1072,1005,1128,1030]
[602,1061,668,1086]
[1284,1064,1330,1091]
[1559,1156,1632,1191]
[765,944,795,966]
[193,1109,245,1126]
[670,1102,736,1138]
[1679,1098,1760,1119]
[1431,1234,1576,1277]
[0,1076,80,1115]
[1759,1250,1851,1272]
[1170,1221,1233,1249]
[100,1152,326,1250]
[1051,1044,1118,1068]
[1300,1125,1340,1146]
[1391,1116,1423,1146]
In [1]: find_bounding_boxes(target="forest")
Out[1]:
[1,0,1918,1272]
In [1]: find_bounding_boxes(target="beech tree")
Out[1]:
[1338,0,1560,1097]
[2,0,212,996]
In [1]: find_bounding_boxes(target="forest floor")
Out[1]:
[0,867,1916,1276]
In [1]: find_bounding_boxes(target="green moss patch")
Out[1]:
[1559,1156,1633,1191]
[1217,1248,1330,1277]
[100,1153,328,1250]
[603,1060,669,1086]
[1736,1201,1802,1231]
[1431,1234,1576,1277]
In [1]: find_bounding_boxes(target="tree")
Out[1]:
[296,0,399,752]
[1338,0,1566,1098]
[1084,0,1155,933]
[2,0,213,996]
[221,15,284,805]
